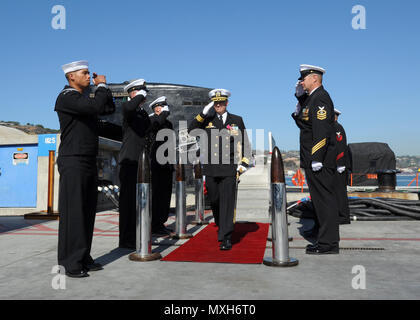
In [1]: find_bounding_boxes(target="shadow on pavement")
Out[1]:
[95,247,135,266]
[0,216,52,234]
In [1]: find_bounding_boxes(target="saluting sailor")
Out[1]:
[148,96,174,236]
[292,65,340,254]
[118,79,150,249]
[334,109,351,225]
[55,60,115,277]
[188,89,251,250]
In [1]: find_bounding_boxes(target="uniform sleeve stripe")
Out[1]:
[311,138,326,155]
[195,114,204,123]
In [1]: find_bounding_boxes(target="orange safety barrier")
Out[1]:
[292,169,307,192]
[408,171,419,187]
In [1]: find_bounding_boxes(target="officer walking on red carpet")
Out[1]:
[55,60,115,278]
[334,108,351,225]
[292,64,340,255]
[189,89,251,250]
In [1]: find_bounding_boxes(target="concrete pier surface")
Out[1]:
[1,167,420,300]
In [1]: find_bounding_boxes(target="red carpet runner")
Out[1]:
[161,222,269,264]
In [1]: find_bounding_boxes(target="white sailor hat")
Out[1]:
[124,79,148,93]
[299,64,326,80]
[209,89,231,102]
[149,96,167,109]
[62,60,89,74]
[334,108,342,115]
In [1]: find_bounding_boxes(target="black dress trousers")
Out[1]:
[305,167,340,249]
[336,170,350,224]
[151,165,173,230]
[57,156,98,273]
[118,162,138,247]
[205,176,236,241]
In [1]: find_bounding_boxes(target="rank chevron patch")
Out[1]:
[317,106,327,120]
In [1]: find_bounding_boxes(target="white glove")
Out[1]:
[311,161,323,172]
[161,105,169,112]
[202,101,214,115]
[237,165,247,175]
[337,166,346,174]
[135,89,147,98]
[295,82,306,97]
[295,102,302,115]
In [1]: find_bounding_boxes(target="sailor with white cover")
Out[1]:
[333,108,351,225]
[292,64,340,255]
[118,79,151,249]
[147,96,174,236]
[55,60,115,278]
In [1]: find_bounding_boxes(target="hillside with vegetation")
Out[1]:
[0,120,59,135]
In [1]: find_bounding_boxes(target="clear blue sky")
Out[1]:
[1,0,419,155]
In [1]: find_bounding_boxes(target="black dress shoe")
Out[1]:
[85,262,103,272]
[65,270,89,278]
[220,239,232,251]
[339,218,351,225]
[306,243,318,250]
[306,245,339,255]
